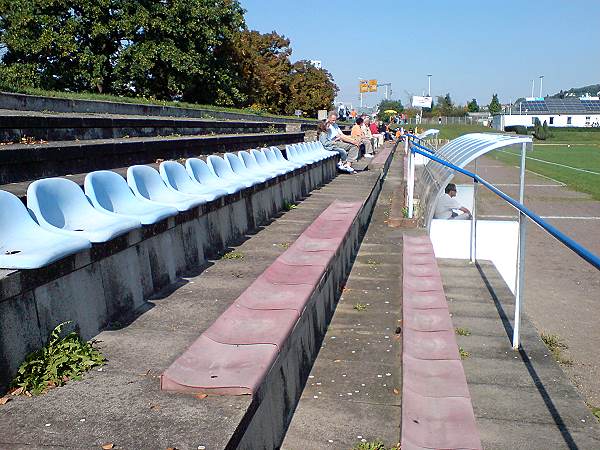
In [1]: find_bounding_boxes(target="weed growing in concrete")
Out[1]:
[277,242,291,249]
[459,347,470,359]
[455,327,471,336]
[401,206,409,218]
[353,302,368,312]
[223,251,244,260]
[541,333,572,366]
[283,201,297,211]
[10,322,105,396]
[352,441,400,450]
[264,124,278,133]
[591,406,600,422]
[367,258,379,267]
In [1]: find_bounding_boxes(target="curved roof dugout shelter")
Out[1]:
[414,133,533,228]
[416,128,440,140]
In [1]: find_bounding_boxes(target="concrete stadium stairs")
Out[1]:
[0,142,396,449]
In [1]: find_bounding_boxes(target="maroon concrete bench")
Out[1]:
[160,200,362,395]
[401,234,482,450]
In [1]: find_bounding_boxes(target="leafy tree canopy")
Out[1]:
[488,93,502,114]
[0,2,339,115]
[376,99,404,121]
[467,98,480,112]
[286,60,338,116]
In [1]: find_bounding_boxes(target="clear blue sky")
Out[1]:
[240,0,600,108]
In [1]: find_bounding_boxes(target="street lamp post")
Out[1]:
[531,79,535,98]
[539,75,544,98]
[427,74,432,97]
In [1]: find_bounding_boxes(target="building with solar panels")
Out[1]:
[493,96,600,130]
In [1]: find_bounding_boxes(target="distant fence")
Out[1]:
[397,116,490,126]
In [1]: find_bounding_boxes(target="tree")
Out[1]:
[114,0,246,103]
[0,0,247,103]
[488,93,502,114]
[435,93,454,116]
[376,99,404,122]
[467,98,480,112]
[0,0,128,93]
[230,30,292,112]
[285,60,338,116]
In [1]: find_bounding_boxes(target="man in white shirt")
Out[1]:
[434,184,472,219]
[326,111,360,161]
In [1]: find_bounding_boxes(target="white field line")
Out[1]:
[499,149,600,176]
[479,214,600,220]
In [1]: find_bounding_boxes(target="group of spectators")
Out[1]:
[317,111,388,173]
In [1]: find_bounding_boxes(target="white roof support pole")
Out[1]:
[513,142,528,350]
[407,140,415,219]
[470,158,478,263]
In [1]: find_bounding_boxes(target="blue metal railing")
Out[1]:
[409,141,600,270]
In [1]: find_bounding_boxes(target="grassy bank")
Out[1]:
[489,144,600,200]
[0,86,315,121]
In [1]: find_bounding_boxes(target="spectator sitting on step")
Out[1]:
[318,120,355,173]
[362,116,379,152]
[326,111,360,164]
[434,183,472,220]
[370,117,384,148]
[351,117,374,158]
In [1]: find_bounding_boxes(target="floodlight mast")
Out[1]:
[531,79,535,98]
[427,74,432,97]
[539,75,544,98]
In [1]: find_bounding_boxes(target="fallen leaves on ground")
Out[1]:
[393,388,400,395]
[194,393,208,399]
[101,444,114,449]
[0,396,11,405]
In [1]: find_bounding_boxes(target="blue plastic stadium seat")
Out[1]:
[298,142,326,161]
[308,141,331,159]
[185,158,247,194]
[286,144,316,164]
[127,165,206,212]
[159,161,229,201]
[269,146,303,170]
[85,170,178,225]
[0,190,91,269]
[27,178,141,243]
[225,153,271,183]
[207,155,257,188]
[251,149,291,175]
[239,150,283,178]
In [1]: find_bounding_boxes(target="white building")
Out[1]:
[493,96,600,130]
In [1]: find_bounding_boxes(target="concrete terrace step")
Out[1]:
[439,259,600,449]
[0,143,396,449]
[0,108,302,143]
[0,132,304,184]
[282,143,403,449]
[401,234,481,450]
[160,201,362,395]
[0,91,317,125]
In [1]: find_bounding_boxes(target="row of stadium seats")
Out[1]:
[0,142,334,270]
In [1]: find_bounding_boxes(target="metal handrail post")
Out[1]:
[513,142,528,349]
[407,140,415,218]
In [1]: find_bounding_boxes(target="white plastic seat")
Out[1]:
[85,170,178,225]
[159,161,228,201]
[272,146,304,169]
[238,150,282,178]
[224,153,271,183]
[0,190,91,269]
[251,149,291,175]
[206,155,257,188]
[27,178,141,243]
[127,165,206,212]
[185,158,247,194]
